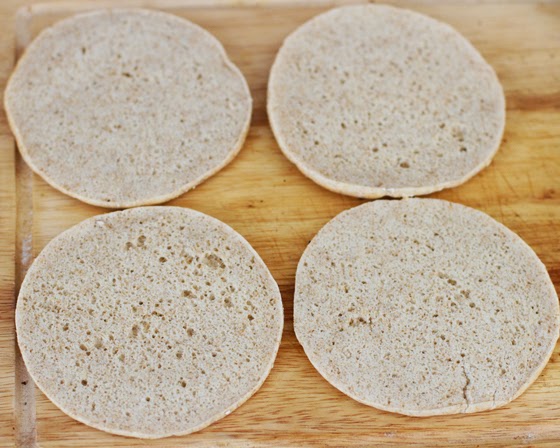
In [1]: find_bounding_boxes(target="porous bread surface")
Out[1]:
[5,9,251,208]
[294,199,559,416]
[268,5,505,198]
[16,207,283,438]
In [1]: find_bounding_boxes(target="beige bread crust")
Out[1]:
[294,199,559,416]
[5,9,252,208]
[268,4,505,199]
[16,207,283,438]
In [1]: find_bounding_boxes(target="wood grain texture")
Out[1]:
[1,1,560,447]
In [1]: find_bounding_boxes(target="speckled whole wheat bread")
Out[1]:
[16,207,283,438]
[5,9,252,208]
[294,199,559,416]
[268,4,505,199]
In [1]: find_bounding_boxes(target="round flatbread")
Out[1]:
[5,9,252,208]
[268,5,505,198]
[16,207,283,438]
[294,199,558,416]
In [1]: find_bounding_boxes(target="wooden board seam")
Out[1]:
[13,6,37,448]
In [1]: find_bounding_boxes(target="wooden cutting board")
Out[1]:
[1,1,560,446]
